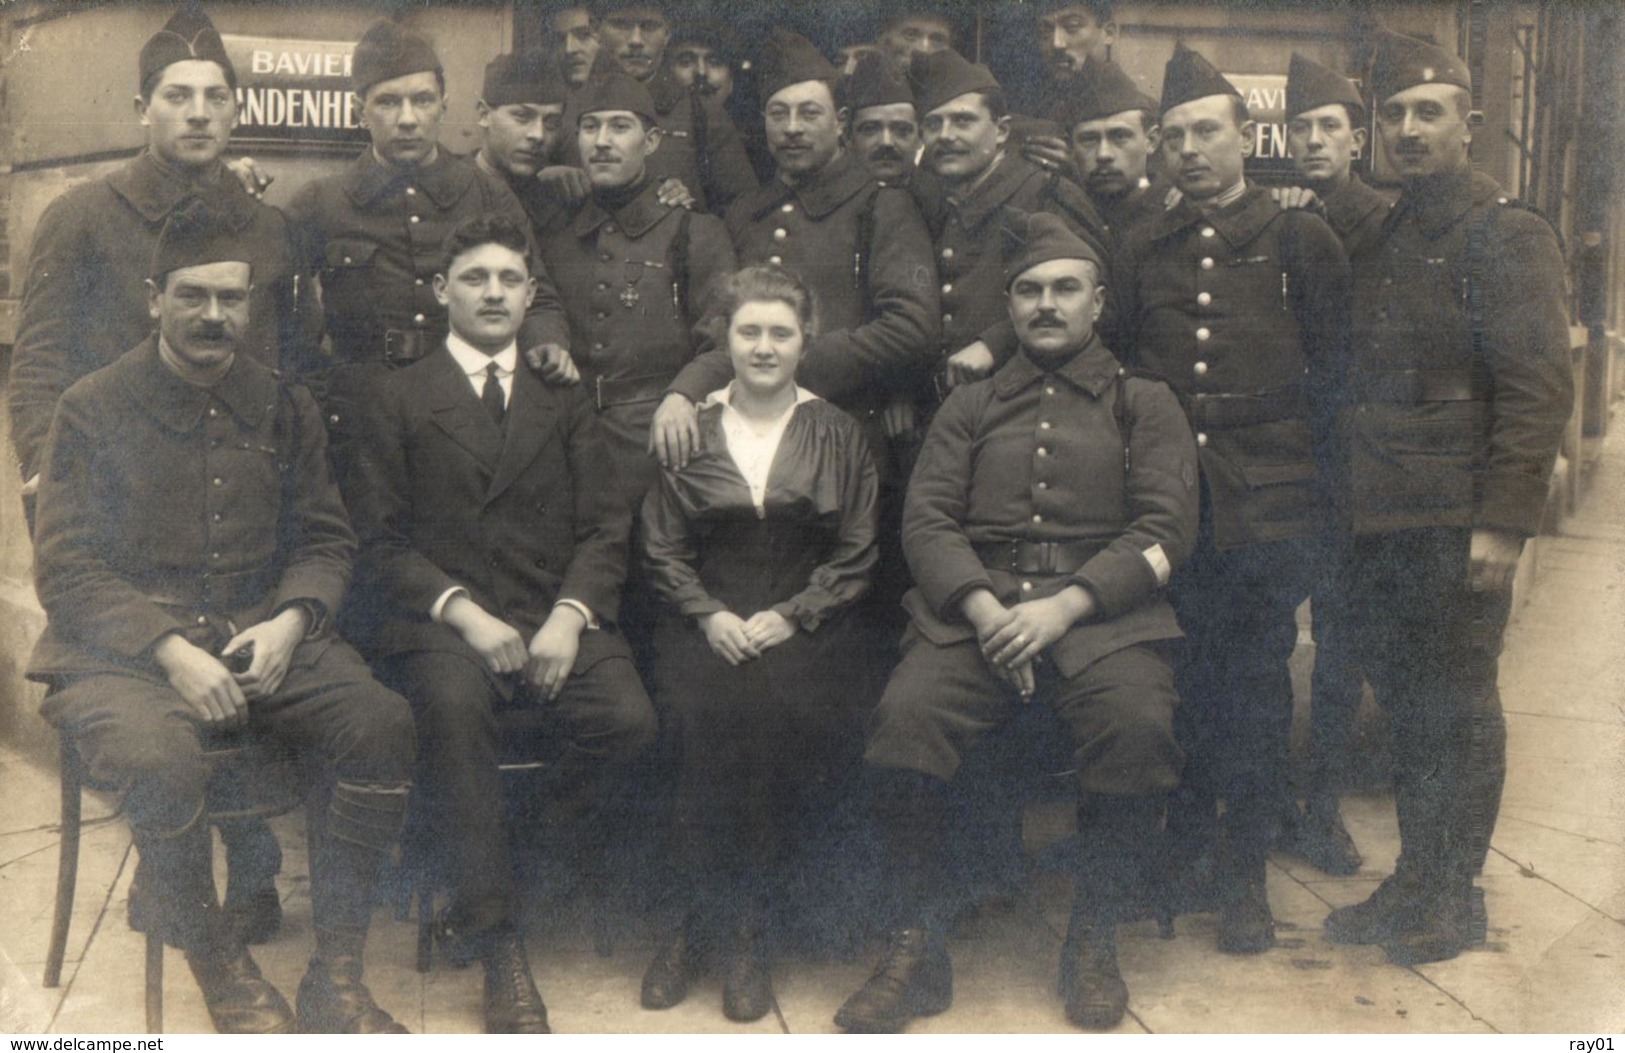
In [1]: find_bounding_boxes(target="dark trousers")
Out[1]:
[1167,531,1315,859]
[374,647,656,936]
[41,639,415,947]
[1305,560,1365,804]
[1344,527,1510,886]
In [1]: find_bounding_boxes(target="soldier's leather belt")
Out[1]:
[1355,369,1483,403]
[138,569,278,614]
[1188,387,1306,427]
[974,539,1103,576]
[335,330,435,365]
[594,372,679,411]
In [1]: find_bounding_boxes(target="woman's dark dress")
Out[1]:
[642,394,880,878]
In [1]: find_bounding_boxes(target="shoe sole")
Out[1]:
[1383,938,1466,966]
[834,990,952,1032]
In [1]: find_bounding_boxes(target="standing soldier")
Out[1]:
[1323,32,1572,966]
[551,1,758,215]
[29,207,416,1033]
[286,20,571,467]
[7,4,300,947]
[546,6,602,91]
[1112,45,1350,955]
[908,48,1108,392]
[1273,51,1396,877]
[843,51,925,191]
[1061,58,1166,249]
[473,53,572,234]
[873,7,956,75]
[1017,1,1120,178]
[535,71,736,512]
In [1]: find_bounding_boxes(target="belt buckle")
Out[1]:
[383,330,407,364]
[1036,541,1058,575]
[594,375,609,412]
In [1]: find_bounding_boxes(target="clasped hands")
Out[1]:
[961,585,1095,699]
[698,610,796,667]
[153,605,311,728]
[443,594,585,701]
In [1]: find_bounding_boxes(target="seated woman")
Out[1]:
[638,265,880,1023]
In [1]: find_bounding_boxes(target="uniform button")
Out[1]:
[1383,277,1394,286]
[1032,513,1043,523]
[941,247,955,261]
[534,557,547,569]
[1196,327,1211,341]
[413,313,426,325]
[781,203,795,213]
[405,186,417,196]
[207,406,218,417]
[1040,421,1052,429]
[941,283,953,296]
[415,278,425,286]
[197,616,209,626]
[1201,226,1216,238]
[593,342,606,352]
[212,512,223,522]
[1044,386,1055,395]
[597,282,610,291]
[1037,481,1048,490]
[212,477,224,487]
[604,223,617,234]
[601,252,614,262]
[409,215,421,224]
[343,256,353,264]
[1200,257,1214,270]
[1197,291,1212,306]
[1193,361,1209,376]
[596,311,609,320]
[1021,581,1034,592]
[1036,447,1049,457]
[942,313,953,326]
[329,414,340,426]
[769,255,783,265]
[1196,432,1208,447]
[773,228,788,242]
[211,552,221,560]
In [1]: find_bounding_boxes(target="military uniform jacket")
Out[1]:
[286,150,570,371]
[536,179,735,465]
[9,151,311,482]
[1316,175,1393,259]
[340,347,634,668]
[669,152,940,417]
[902,336,1199,677]
[920,153,1108,364]
[562,67,759,216]
[1112,184,1350,550]
[29,337,353,682]
[1095,178,1169,257]
[1348,168,1572,538]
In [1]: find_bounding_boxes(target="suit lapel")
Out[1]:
[486,366,558,503]
[422,349,505,475]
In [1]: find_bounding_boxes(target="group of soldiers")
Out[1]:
[7,0,1573,1036]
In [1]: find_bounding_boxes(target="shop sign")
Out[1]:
[221,34,367,148]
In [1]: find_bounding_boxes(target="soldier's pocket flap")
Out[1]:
[1240,462,1316,489]
[324,238,380,269]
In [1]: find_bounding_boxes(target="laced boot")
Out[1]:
[833,928,952,1033]
[1291,793,1363,876]
[1060,919,1127,1030]
[480,926,549,1034]
[1215,818,1274,955]
[642,910,709,1010]
[188,937,296,1034]
[1325,870,1426,945]
[721,903,772,1023]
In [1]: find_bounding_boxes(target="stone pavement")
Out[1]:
[2,430,1623,1036]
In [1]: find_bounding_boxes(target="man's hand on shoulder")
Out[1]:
[1270,185,1322,212]
[945,342,996,389]
[226,156,275,200]
[154,634,248,728]
[537,166,592,202]
[656,177,697,210]
[524,343,581,386]
[651,392,701,470]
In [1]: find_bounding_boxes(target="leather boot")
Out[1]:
[187,940,296,1034]
[1324,870,1425,944]
[481,927,550,1034]
[721,910,772,1023]
[1383,882,1478,966]
[1290,794,1363,876]
[833,929,952,1033]
[220,814,284,944]
[297,956,409,1033]
[1215,828,1274,955]
[642,912,707,1010]
[1060,921,1127,1030]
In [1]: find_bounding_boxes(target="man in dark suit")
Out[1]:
[339,214,657,1033]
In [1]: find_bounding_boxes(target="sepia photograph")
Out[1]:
[0,0,1620,1036]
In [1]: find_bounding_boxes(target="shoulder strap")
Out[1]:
[672,208,694,320]
[854,185,879,306]
[1110,369,1135,478]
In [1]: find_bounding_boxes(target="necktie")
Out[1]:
[481,362,506,425]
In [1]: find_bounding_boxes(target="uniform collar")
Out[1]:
[107,150,257,228]
[1146,180,1279,248]
[570,177,671,239]
[342,147,475,209]
[128,334,279,433]
[992,332,1119,399]
[746,151,873,221]
[1392,166,1497,237]
[1319,174,1391,238]
[943,152,1042,230]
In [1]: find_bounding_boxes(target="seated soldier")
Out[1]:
[337,214,658,1034]
[834,212,1199,1033]
[29,203,416,1034]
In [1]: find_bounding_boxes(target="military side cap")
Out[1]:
[757,30,840,104]
[908,48,1000,118]
[1368,30,1471,104]
[1066,58,1158,125]
[841,50,913,113]
[483,51,568,108]
[140,4,236,94]
[150,200,251,281]
[352,19,442,96]
[575,70,659,123]
[670,17,739,65]
[1286,52,1363,120]
[1003,209,1103,288]
[1159,43,1239,115]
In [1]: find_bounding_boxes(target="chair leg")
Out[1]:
[45,739,83,988]
[144,931,163,1034]
[415,879,434,973]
